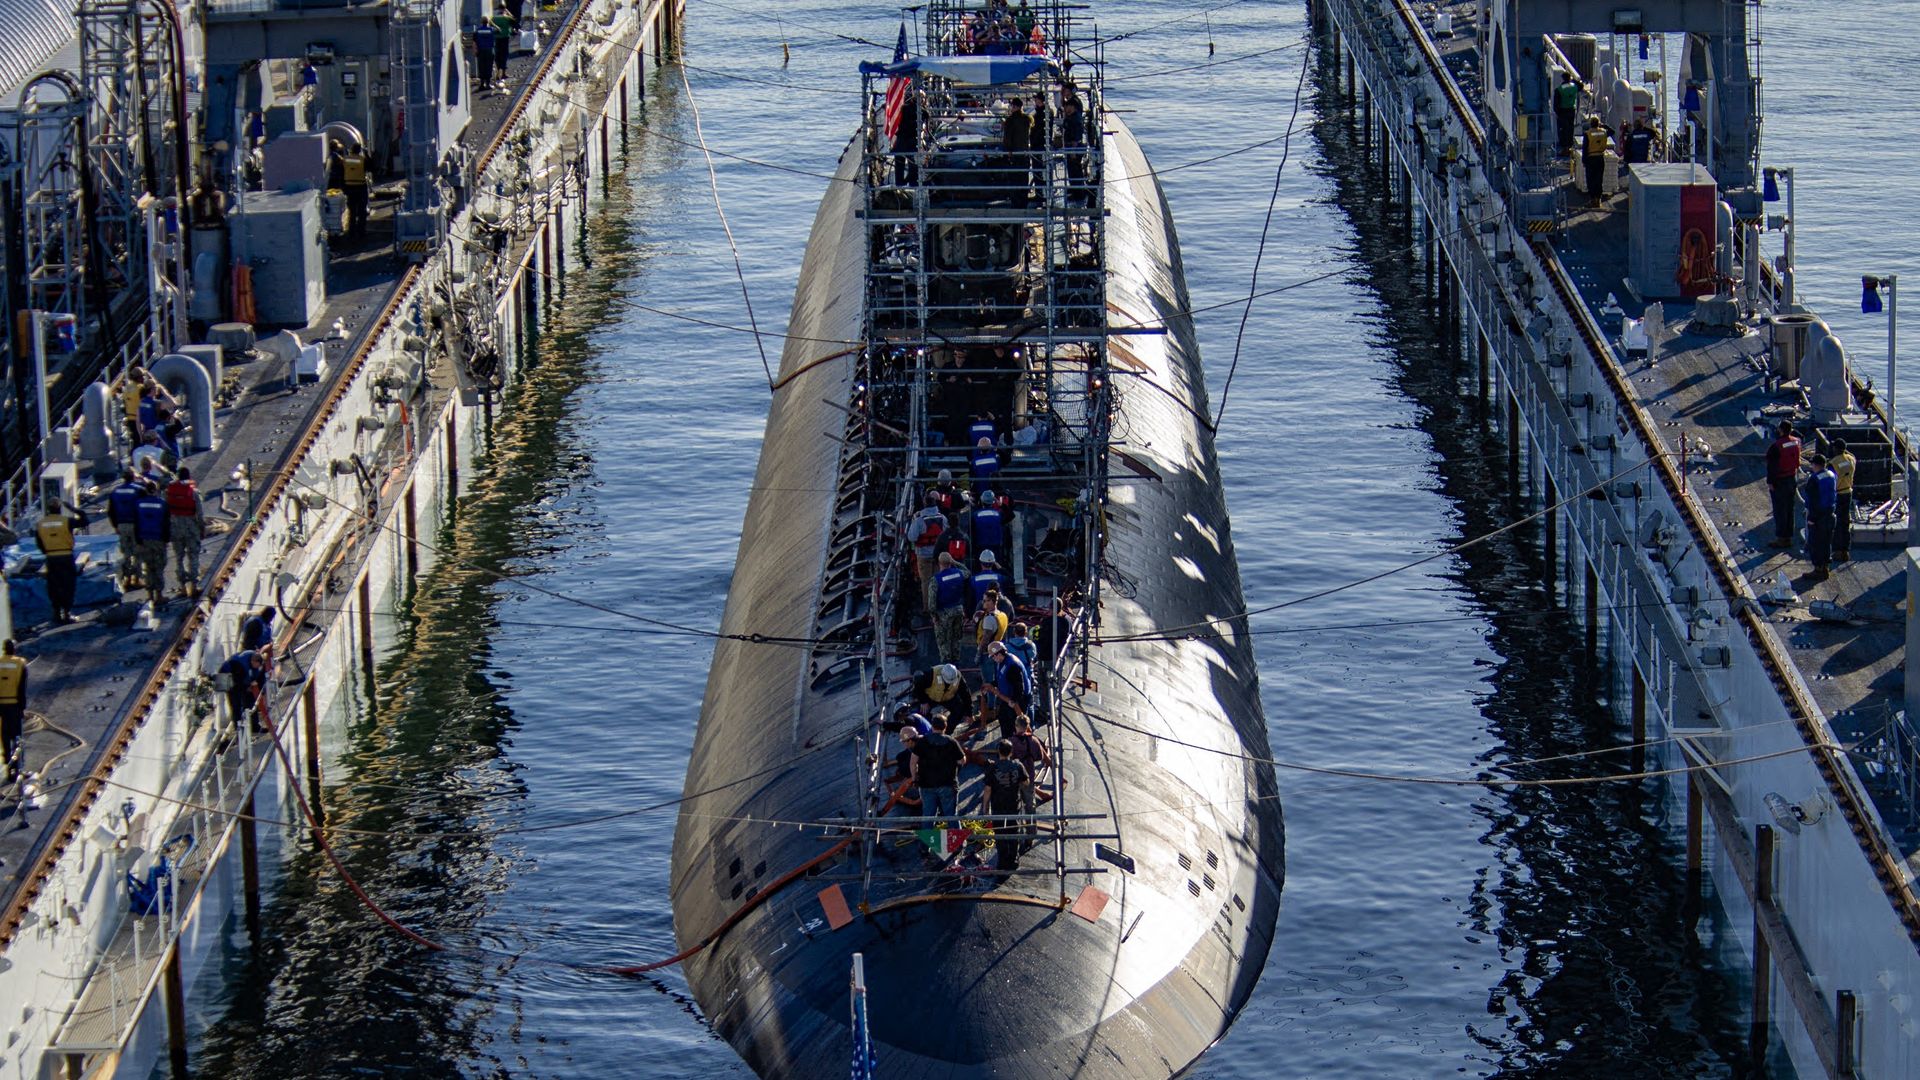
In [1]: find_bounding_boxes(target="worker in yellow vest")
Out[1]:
[1582,117,1612,208]
[34,496,90,625]
[1830,436,1857,563]
[0,640,26,774]
[342,142,370,241]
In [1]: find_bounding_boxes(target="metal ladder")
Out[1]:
[391,0,445,261]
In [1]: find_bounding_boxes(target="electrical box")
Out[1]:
[39,463,78,510]
[262,132,329,192]
[1627,163,1718,300]
[232,190,327,327]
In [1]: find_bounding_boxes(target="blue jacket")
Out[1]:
[109,482,144,526]
[221,651,267,691]
[971,449,999,479]
[133,494,170,543]
[1805,469,1837,512]
[992,652,1032,706]
[970,569,1007,606]
[243,615,276,650]
[1005,634,1037,677]
[933,566,969,611]
[972,507,1005,550]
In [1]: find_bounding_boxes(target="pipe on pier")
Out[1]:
[148,354,217,454]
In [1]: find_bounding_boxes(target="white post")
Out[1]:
[1889,275,1900,443]
[28,311,50,448]
[1781,168,1796,310]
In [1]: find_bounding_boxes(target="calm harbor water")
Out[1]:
[190,1,1917,1076]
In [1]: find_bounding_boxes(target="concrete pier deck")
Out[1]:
[1554,202,1920,858]
[0,0,584,910]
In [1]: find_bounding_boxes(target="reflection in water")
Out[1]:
[191,108,669,1078]
[1302,58,1751,1079]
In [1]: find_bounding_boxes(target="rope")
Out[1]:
[1081,704,1838,790]
[1213,32,1313,428]
[1098,454,1662,643]
[674,62,775,391]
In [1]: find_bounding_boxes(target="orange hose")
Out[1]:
[602,783,908,976]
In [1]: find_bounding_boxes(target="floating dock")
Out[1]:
[1314,1,1917,1075]
[0,1,681,1074]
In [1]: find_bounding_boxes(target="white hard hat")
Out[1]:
[934,663,960,684]
[980,550,998,565]
[979,489,996,503]
[937,469,953,482]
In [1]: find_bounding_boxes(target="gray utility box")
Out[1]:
[232,190,327,327]
[1627,163,1718,300]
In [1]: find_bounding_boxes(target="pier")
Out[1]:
[0,0,681,1074]
[1315,1,1918,1076]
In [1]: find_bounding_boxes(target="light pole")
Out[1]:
[1864,274,1898,440]
[1762,165,1795,310]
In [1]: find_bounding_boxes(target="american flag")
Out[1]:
[882,21,910,144]
[850,953,878,1079]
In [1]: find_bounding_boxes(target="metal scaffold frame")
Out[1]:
[78,0,189,317]
[831,0,1117,911]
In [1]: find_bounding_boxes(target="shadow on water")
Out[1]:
[187,79,690,1080]
[1301,50,1755,1080]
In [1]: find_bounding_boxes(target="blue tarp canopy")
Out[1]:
[858,54,1051,86]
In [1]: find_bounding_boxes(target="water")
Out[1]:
[190,2,1903,1076]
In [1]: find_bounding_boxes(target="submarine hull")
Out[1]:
[669,116,1283,1078]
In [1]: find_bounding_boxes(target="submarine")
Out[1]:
[669,3,1283,1075]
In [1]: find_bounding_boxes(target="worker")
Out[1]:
[1804,453,1837,580]
[1554,73,1582,154]
[929,468,969,515]
[220,648,271,734]
[930,553,971,662]
[909,712,966,827]
[242,606,277,651]
[910,662,976,730]
[1765,420,1802,549]
[164,466,206,599]
[34,497,89,625]
[0,640,27,776]
[1007,717,1051,800]
[130,432,174,484]
[107,469,147,590]
[121,369,146,441]
[1830,437,1856,564]
[970,436,1000,480]
[1623,117,1656,165]
[1061,94,1087,198]
[132,483,172,604]
[971,489,1006,554]
[968,413,998,447]
[983,639,1031,738]
[341,141,370,242]
[1581,116,1611,207]
[491,11,514,86]
[974,588,1010,674]
[1002,96,1031,157]
[1004,619,1037,677]
[971,549,1008,607]
[981,738,1032,871]
[906,493,948,614]
[889,725,923,816]
[474,21,496,89]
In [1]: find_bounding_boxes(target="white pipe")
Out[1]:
[30,312,50,448]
